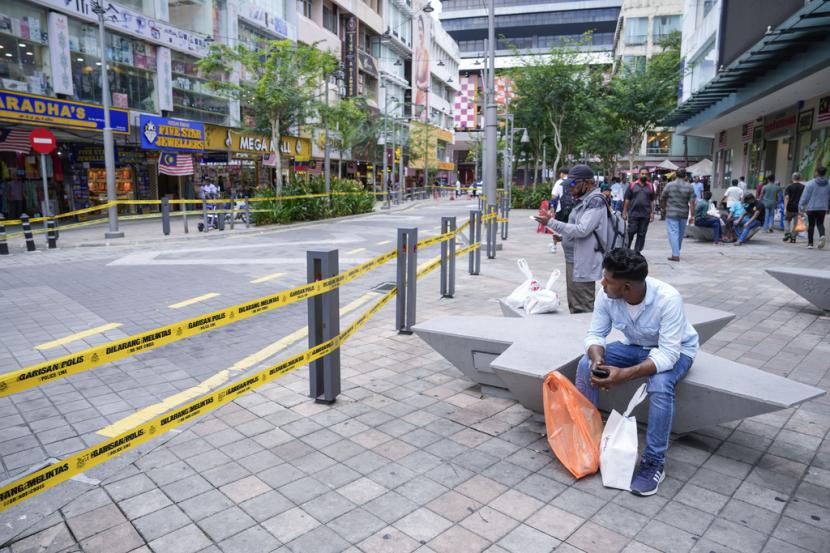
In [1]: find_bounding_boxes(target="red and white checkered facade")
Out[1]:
[453,74,479,130]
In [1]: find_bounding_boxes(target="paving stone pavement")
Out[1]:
[1,203,828,553]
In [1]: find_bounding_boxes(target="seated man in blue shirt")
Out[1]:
[575,248,699,496]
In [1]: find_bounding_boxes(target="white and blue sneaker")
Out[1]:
[630,458,665,496]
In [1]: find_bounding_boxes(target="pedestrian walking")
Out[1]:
[622,171,655,253]
[576,248,699,496]
[692,176,704,201]
[534,165,610,314]
[694,191,722,244]
[610,177,624,213]
[734,194,764,246]
[738,176,748,195]
[661,169,696,261]
[783,173,804,243]
[761,176,780,232]
[799,166,830,249]
[723,179,744,209]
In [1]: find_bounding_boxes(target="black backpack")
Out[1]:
[593,196,627,254]
[558,183,576,220]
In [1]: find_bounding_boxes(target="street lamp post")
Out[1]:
[92,1,123,239]
[324,67,344,196]
[381,80,391,209]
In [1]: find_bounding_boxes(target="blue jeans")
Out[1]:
[695,216,721,242]
[763,208,775,230]
[576,342,693,465]
[666,217,687,257]
[736,219,761,243]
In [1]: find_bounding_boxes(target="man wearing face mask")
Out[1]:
[534,165,610,313]
[576,248,699,496]
[622,170,655,253]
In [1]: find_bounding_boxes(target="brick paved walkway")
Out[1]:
[1,206,828,553]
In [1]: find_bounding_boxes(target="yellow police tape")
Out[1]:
[0,249,397,398]
[0,238,481,510]
[0,286,397,512]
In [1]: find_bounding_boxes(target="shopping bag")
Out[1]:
[794,215,807,233]
[505,259,539,309]
[542,371,603,479]
[599,383,649,490]
[524,270,561,314]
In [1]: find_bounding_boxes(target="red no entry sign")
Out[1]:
[29,128,57,154]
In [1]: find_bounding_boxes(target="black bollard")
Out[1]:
[47,219,57,249]
[21,214,36,252]
[0,215,8,255]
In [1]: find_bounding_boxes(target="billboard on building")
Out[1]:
[413,9,432,121]
[453,75,478,130]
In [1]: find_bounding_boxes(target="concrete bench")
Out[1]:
[686,225,715,241]
[412,306,825,433]
[766,267,830,311]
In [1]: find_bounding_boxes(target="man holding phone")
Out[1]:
[575,248,699,496]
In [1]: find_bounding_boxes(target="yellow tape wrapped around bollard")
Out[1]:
[0,249,397,397]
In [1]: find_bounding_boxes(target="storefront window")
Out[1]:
[0,0,50,95]
[171,52,229,125]
[69,19,157,111]
[646,131,671,155]
[797,127,830,180]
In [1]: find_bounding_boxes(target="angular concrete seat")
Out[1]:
[686,225,715,241]
[413,306,825,433]
[766,267,830,311]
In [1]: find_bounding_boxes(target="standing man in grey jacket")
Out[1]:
[535,165,610,313]
[799,166,830,249]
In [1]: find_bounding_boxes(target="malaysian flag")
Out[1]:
[741,122,753,143]
[818,95,830,125]
[159,152,194,176]
[0,129,31,154]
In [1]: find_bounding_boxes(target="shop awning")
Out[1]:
[657,159,679,170]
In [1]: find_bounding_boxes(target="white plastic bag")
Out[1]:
[599,383,649,490]
[523,270,561,314]
[505,259,539,309]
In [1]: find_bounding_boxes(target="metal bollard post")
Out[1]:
[229,202,235,230]
[307,249,341,404]
[488,205,498,259]
[0,216,7,255]
[161,197,171,236]
[500,197,509,240]
[182,201,189,234]
[440,216,456,298]
[46,219,57,249]
[202,199,209,232]
[21,214,36,252]
[395,228,418,334]
[244,198,251,229]
[217,202,225,231]
[468,210,481,275]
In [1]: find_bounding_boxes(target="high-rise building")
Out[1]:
[611,0,710,171]
[439,0,621,71]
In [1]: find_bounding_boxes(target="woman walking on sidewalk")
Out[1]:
[799,166,830,249]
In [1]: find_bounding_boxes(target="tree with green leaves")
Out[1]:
[198,39,337,194]
[511,37,594,186]
[604,32,682,172]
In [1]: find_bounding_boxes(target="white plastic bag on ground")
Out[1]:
[505,259,539,309]
[523,269,561,314]
[599,383,649,490]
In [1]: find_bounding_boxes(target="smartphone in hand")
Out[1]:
[591,367,610,379]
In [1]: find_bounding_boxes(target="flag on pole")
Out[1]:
[158,152,194,176]
[0,129,31,153]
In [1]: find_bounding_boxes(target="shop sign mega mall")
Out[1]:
[140,115,205,151]
[0,91,130,133]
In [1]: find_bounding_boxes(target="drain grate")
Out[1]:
[372,282,396,292]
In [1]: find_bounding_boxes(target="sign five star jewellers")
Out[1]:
[140,115,205,151]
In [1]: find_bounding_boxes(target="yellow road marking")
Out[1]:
[168,293,221,309]
[346,247,366,255]
[250,272,287,284]
[97,291,379,438]
[375,240,392,246]
[35,323,123,351]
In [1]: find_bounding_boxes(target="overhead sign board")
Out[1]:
[140,115,204,151]
[0,90,130,133]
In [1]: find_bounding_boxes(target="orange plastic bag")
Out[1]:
[542,371,603,479]
[794,215,807,233]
